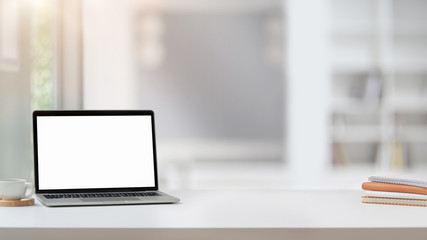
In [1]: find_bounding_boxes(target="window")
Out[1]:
[31,0,52,110]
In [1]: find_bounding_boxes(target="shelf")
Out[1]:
[330,0,427,170]
[332,65,427,74]
[332,21,427,36]
[332,136,381,143]
[332,64,377,74]
[331,126,383,143]
[394,21,427,36]
[332,142,380,166]
[393,102,427,113]
[332,26,376,37]
[332,100,381,114]
[400,127,427,142]
[392,61,427,73]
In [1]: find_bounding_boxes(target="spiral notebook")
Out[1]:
[362,196,427,207]
[364,190,427,200]
[362,176,427,207]
[362,182,427,195]
[368,176,427,188]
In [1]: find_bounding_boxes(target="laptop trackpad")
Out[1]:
[81,197,141,202]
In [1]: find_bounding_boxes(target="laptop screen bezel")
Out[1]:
[33,110,159,194]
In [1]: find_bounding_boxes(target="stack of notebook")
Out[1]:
[362,176,427,207]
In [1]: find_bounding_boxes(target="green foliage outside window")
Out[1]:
[31,0,52,110]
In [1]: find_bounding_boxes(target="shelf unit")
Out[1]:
[330,0,427,169]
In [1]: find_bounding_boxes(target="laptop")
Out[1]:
[33,110,180,207]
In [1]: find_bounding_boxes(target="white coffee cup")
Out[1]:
[0,179,34,200]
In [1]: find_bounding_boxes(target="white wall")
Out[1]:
[286,0,331,186]
[83,0,137,109]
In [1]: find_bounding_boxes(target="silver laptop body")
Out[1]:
[33,110,179,207]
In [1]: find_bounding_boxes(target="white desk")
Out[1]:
[1,190,427,240]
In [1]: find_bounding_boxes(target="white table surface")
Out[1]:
[1,190,427,240]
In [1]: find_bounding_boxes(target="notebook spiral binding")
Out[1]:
[368,176,427,188]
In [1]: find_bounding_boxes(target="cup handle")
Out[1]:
[24,182,34,199]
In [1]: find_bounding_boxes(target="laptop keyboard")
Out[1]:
[43,192,161,199]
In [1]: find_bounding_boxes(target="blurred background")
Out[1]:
[1,0,427,190]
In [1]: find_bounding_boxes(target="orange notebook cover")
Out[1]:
[362,182,427,195]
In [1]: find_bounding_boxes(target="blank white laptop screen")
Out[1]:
[36,115,155,190]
